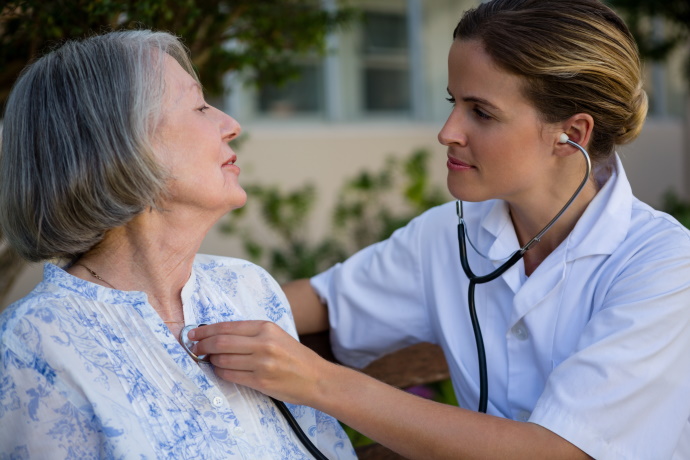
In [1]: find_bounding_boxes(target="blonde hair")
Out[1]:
[454,0,647,161]
[0,30,199,262]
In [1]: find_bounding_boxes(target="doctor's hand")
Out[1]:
[188,321,334,406]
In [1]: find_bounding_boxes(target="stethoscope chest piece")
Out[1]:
[180,324,211,363]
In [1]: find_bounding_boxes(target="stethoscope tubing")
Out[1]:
[458,223,525,413]
[271,397,330,460]
[457,139,592,414]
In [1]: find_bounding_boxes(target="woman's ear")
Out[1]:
[557,113,594,156]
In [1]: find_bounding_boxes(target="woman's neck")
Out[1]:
[508,176,598,277]
[69,210,209,330]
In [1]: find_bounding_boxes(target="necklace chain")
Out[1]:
[73,262,185,325]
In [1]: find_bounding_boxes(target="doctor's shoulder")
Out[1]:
[626,199,690,256]
[596,199,690,310]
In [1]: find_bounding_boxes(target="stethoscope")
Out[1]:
[179,324,330,460]
[457,133,592,413]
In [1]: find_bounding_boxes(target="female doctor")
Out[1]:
[190,0,690,458]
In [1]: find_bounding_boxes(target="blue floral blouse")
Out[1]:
[0,255,356,459]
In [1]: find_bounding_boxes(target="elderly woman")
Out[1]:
[0,30,355,459]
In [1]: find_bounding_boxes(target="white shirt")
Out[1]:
[311,157,690,459]
[0,255,355,459]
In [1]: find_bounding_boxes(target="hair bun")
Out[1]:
[616,86,648,146]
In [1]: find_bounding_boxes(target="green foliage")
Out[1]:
[662,190,690,229]
[333,150,448,253]
[222,183,347,281]
[222,149,449,282]
[0,0,357,109]
[607,0,690,86]
[608,0,689,59]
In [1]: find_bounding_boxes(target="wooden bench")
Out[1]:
[300,332,450,459]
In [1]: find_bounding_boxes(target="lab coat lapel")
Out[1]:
[566,155,631,260]
[480,200,524,294]
[510,243,568,326]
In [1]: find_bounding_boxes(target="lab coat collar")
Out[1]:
[475,154,633,321]
[477,201,523,293]
[565,154,631,259]
[482,200,518,262]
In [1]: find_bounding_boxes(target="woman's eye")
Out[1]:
[445,96,456,105]
[473,107,492,120]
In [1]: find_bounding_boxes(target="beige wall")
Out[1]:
[3,117,686,309]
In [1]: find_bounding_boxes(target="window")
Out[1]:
[257,62,324,117]
[361,11,410,114]
[244,8,416,121]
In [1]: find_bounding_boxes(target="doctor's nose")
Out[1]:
[438,110,468,147]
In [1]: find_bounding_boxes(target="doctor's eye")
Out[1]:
[198,104,211,113]
[473,107,492,120]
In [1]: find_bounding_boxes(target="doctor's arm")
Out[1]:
[190,321,591,460]
[282,278,329,335]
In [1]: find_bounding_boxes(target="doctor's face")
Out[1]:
[438,39,560,205]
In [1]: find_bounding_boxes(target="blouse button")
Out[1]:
[511,322,529,341]
[212,396,223,407]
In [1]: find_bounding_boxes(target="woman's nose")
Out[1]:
[438,109,467,147]
[220,110,241,142]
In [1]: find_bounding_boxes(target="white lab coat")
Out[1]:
[312,156,690,459]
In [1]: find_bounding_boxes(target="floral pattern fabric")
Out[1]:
[0,255,356,459]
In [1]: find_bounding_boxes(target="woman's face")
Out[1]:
[439,39,562,205]
[153,55,246,217]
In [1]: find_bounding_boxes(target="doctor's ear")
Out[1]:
[557,114,594,153]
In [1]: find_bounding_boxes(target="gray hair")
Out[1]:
[0,30,199,262]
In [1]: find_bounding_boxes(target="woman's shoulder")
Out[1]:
[1,280,64,330]
[0,281,74,370]
[192,254,282,297]
[193,254,273,279]
[193,254,294,329]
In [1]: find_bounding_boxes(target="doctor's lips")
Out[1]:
[447,155,474,171]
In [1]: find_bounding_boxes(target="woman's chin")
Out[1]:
[447,182,487,203]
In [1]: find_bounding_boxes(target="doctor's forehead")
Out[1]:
[447,40,528,113]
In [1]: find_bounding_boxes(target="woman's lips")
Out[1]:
[447,155,474,171]
[222,156,240,174]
